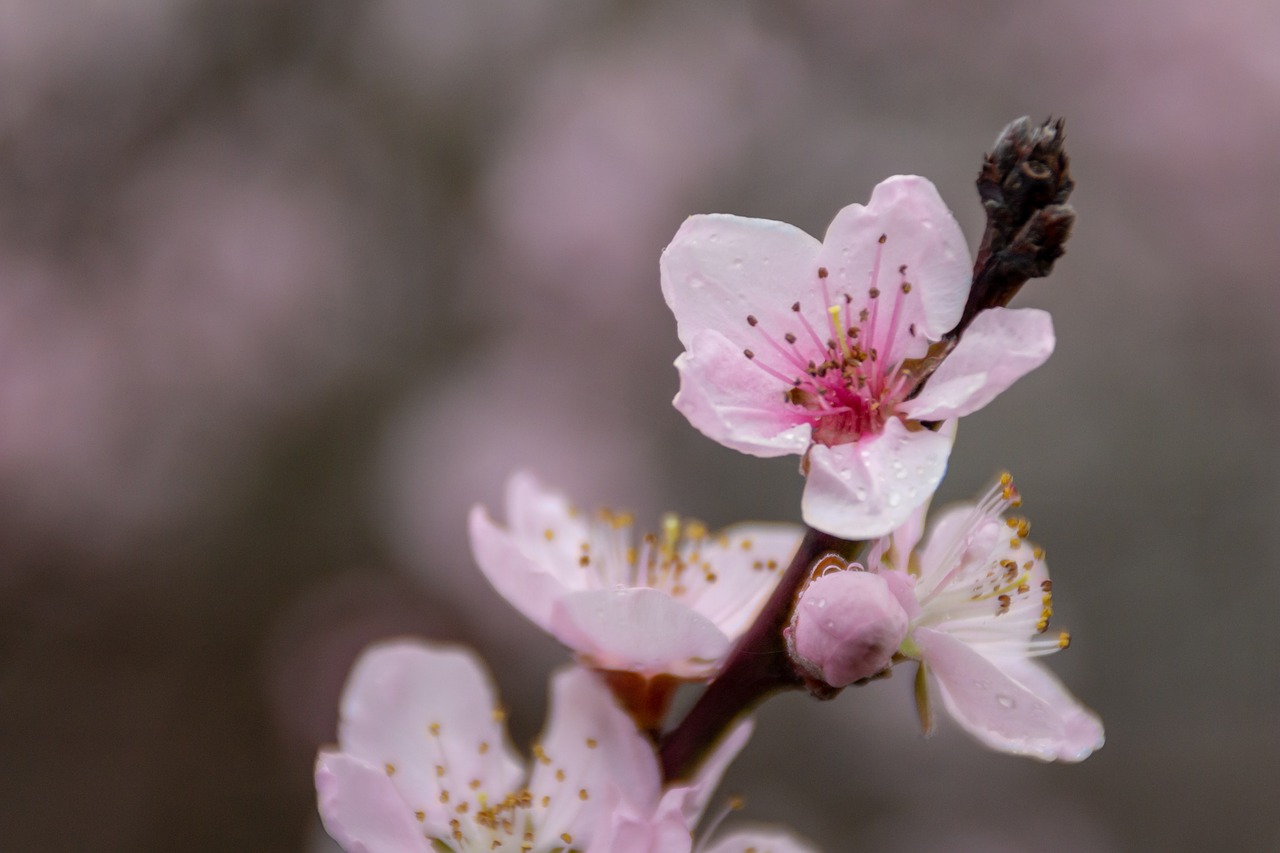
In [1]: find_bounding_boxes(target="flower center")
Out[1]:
[739,233,922,447]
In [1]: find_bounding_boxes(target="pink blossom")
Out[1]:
[469,472,803,678]
[661,175,1055,539]
[874,476,1104,762]
[315,640,750,852]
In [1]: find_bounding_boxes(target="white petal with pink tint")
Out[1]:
[870,476,1103,762]
[335,642,523,834]
[315,752,432,853]
[471,473,802,678]
[587,718,755,853]
[674,329,813,457]
[552,587,731,678]
[998,658,1105,762]
[802,418,952,539]
[915,627,1069,761]
[661,213,823,351]
[530,667,664,846]
[661,176,1011,540]
[316,642,674,852]
[817,174,971,346]
[901,307,1055,421]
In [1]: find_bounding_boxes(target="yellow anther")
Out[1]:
[661,512,681,558]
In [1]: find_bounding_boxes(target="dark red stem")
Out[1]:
[659,526,862,782]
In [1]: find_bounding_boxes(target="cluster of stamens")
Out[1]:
[389,718,602,851]
[738,234,925,445]
[541,509,775,601]
[915,473,1071,655]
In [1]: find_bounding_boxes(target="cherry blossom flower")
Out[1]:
[315,640,752,853]
[661,175,1055,539]
[873,475,1104,762]
[468,471,803,679]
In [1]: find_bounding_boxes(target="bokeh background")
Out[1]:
[1,2,1277,851]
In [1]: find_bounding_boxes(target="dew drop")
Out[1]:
[839,469,852,480]
[816,598,827,609]
[887,492,901,507]
[974,680,990,691]
[854,488,868,502]
[895,468,907,480]
[826,620,835,629]
[996,694,1016,709]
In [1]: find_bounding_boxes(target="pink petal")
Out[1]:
[678,523,804,639]
[817,175,971,345]
[587,719,752,853]
[704,828,821,853]
[315,752,432,853]
[673,329,813,458]
[916,627,1088,762]
[900,307,1055,421]
[660,213,823,352]
[999,658,1105,762]
[587,785,694,853]
[878,568,922,622]
[551,587,731,678]
[336,642,524,830]
[913,502,997,600]
[529,667,663,845]
[802,418,952,540]
[674,718,754,825]
[467,504,571,631]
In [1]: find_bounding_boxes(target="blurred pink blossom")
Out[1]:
[469,472,802,679]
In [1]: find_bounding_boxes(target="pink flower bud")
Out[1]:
[786,569,909,688]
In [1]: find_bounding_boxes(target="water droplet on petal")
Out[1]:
[839,469,852,480]
[854,488,868,502]
[895,468,907,480]
[887,492,901,507]
[816,598,827,609]
[997,694,1016,709]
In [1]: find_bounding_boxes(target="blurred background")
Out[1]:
[1,1,1277,850]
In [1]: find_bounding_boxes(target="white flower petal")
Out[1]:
[468,503,572,631]
[900,307,1054,421]
[529,667,663,845]
[678,523,804,639]
[673,330,813,458]
[802,419,952,540]
[336,642,524,830]
[818,175,971,344]
[551,588,731,678]
[661,213,823,351]
[315,752,433,853]
[997,658,1105,762]
[915,627,1073,762]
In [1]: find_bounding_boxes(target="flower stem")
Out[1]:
[658,526,863,782]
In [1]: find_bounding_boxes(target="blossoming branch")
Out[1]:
[314,117,1100,853]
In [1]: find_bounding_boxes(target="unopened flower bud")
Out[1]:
[786,569,909,688]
